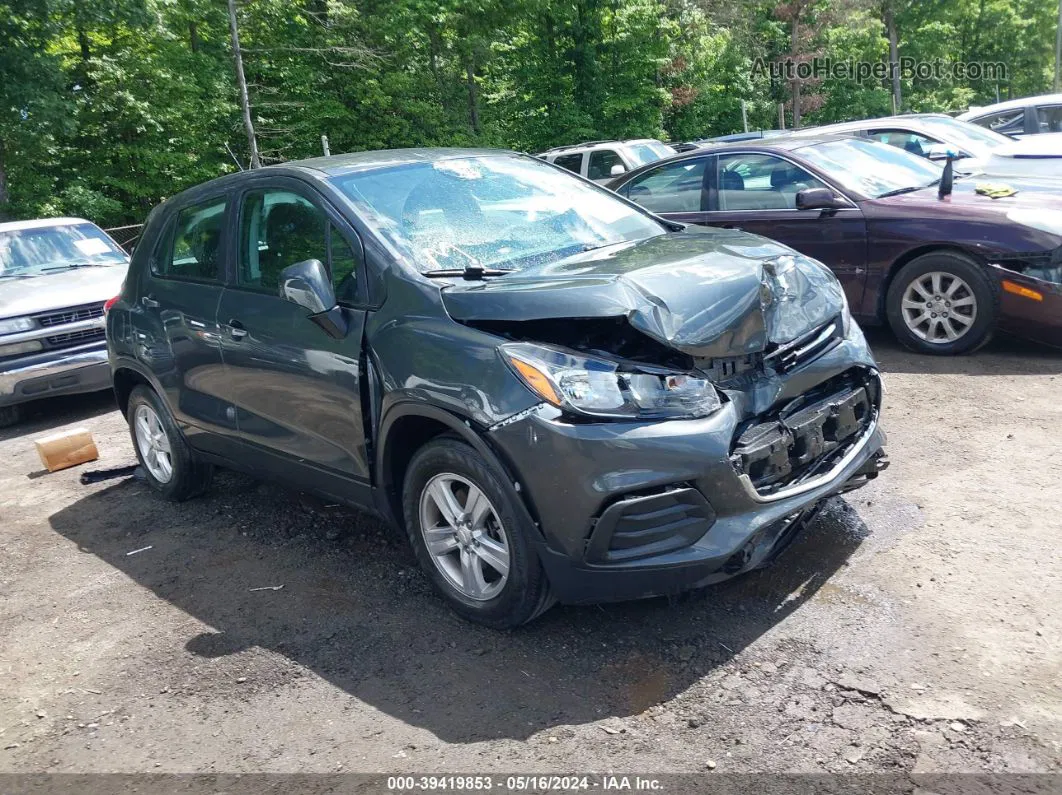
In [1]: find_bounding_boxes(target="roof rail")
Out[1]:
[546,140,617,152]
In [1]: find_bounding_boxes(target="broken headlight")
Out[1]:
[501,342,722,420]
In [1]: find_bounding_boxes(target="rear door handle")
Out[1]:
[140,295,159,308]
[227,319,248,340]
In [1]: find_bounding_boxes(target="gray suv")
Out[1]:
[106,148,888,627]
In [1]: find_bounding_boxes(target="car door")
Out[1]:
[214,178,371,494]
[704,151,869,310]
[134,194,240,456]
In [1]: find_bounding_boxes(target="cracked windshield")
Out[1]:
[332,156,664,273]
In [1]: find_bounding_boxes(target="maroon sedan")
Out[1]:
[608,135,1062,355]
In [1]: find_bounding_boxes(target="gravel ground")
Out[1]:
[0,329,1060,780]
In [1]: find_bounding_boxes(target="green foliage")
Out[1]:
[0,0,1059,224]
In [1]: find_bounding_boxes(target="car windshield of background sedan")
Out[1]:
[627,141,675,165]
[332,155,666,274]
[0,223,127,278]
[917,115,1012,153]
[797,138,945,199]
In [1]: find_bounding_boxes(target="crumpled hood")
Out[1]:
[0,264,127,319]
[440,230,845,358]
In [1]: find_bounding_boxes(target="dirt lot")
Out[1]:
[1,329,1060,780]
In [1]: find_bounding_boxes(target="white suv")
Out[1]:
[539,139,674,183]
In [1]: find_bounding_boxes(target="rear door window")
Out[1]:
[552,152,583,174]
[155,198,226,282]
[624,158,708,213]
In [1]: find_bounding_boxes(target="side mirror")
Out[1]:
[610,163,627,176]
[795,187,842,211]
[278,258,347,338]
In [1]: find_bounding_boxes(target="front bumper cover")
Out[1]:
[487,332,887,605]
[0,342,111,407]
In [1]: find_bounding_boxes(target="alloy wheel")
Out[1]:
[900,271,978,344]
[418,473,511,601]
[134,403,174,483]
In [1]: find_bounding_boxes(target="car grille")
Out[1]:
[35,303,105,328]
[45,327,106,347]
[730,368,879,495]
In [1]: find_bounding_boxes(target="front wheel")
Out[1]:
[402,438,554,628]
[885,251,997,355]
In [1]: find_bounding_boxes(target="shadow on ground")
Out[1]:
[0,389,117,443]
[48,472,869,743]
[863,327,1062,376]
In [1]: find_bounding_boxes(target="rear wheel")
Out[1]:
[127,385,212,500]
[885,251,997,355]
[402,438,554,628]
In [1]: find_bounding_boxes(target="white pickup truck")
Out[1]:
[0,217,128,426]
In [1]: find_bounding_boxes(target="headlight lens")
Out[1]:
[0,316,35,336]
[501,342,723,420]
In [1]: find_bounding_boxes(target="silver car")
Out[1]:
[0,217,128,427]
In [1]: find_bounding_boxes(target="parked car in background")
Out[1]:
[958,94,1062,137]
[608,136,1062,355]
[107,148,887,627]
[792,113,1062,180]
[0,217,129,427]
[538,139,673,183]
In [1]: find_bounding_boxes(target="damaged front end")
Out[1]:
[441,231,887,602]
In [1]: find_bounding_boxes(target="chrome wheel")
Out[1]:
[901,271,977,344]
[134,404,173,484]
[418,473,510,601]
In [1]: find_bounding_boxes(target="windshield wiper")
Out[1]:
[39,261,113,273]
[877,180,939,199]
[423,264,515,280]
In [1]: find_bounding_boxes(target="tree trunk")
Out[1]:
[78,28,91,61]
[790,15,802,129]
[189,21,200,53]
[885,3,901,111]
[227,0,261,169]
[465,56,480,135]
[0,138,9,217]
[1055,0,1062,91]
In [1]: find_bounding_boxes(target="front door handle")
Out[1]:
[227,319,248,340]
[140,295,159,308]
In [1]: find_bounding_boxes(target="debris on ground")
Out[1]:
[35,427,98,472]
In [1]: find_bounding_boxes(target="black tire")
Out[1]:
[0,404,22,429]
[402,437,554,628]
[885,251,997,355]
[126,384,212,501]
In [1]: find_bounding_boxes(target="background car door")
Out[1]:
[214,179,370,490]
[135,194,240,455]
[704,152,868,309]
